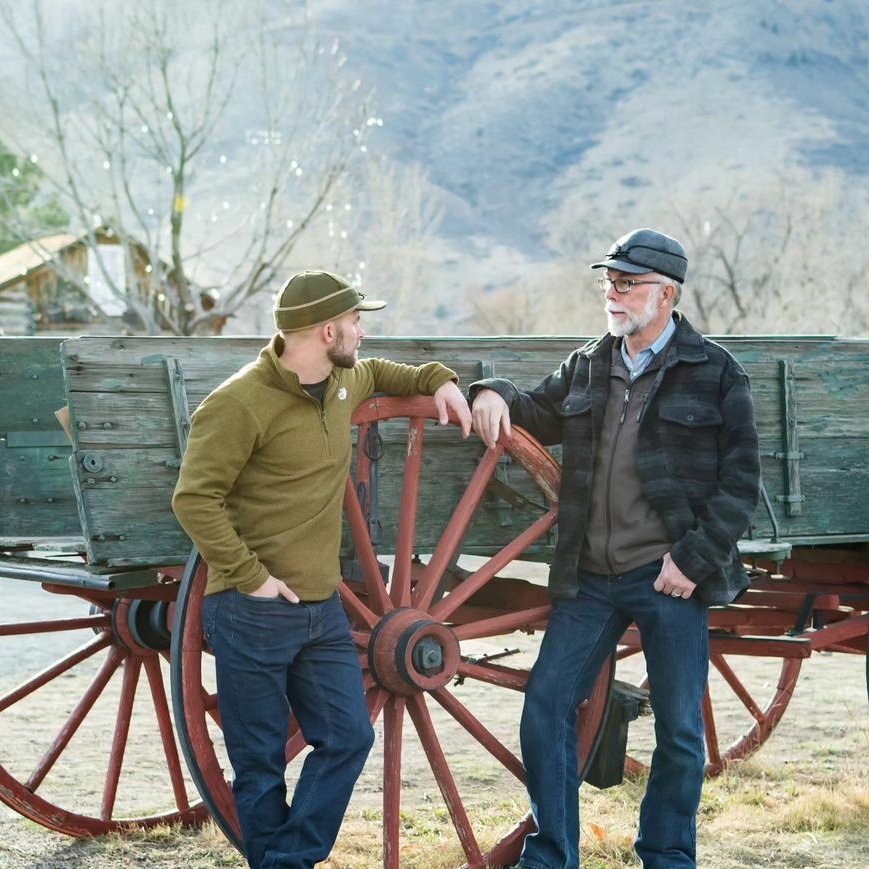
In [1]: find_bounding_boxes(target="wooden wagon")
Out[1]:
[1,332,867,868]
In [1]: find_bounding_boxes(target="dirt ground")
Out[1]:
[1,576,868,868]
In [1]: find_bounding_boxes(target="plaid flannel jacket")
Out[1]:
[469,313,761,605]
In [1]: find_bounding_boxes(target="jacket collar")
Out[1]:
[583,312,707,365]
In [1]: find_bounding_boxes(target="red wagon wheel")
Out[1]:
[0,578,208,836]
[172,395,614,868]
[617,631,803,777]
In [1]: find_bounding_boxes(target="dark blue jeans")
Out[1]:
[518,560,709,869]
[202,590,375,869]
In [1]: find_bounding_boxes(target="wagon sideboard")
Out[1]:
[56,334,869,572]
[0,337,81,545]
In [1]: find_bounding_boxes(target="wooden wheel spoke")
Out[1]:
[143,655,192,812]
[102,655,142,819]
[389,417,425,608]
[430,509,558,622]
[343,478,392,616]
[627,646,805,778]
[711,653,764,720]
[357,652,371,678]
[25,646,124,792]
[704,655,802,775]
[430,687,525,782]
[412,444,505,613]
[383,696,406,869]
[366,684,389,721]
[337,580,378,630]
[283,726,308,763]
[451,605,552,642]
[0,576,210,836]
[206,697,222,729]
[0,614,109,637]
[351,632,370,651]
[702,687,722,769]
[455,659,529,692]
[0,632,112,712]
[406,693,484,865]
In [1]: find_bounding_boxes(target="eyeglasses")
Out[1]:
[597,277,664,295]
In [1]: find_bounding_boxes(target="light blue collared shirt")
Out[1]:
[620,316,676,380]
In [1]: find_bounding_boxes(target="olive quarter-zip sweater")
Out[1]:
[172,334,458,600]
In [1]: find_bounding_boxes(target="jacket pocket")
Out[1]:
[657,399,721,483]
[657,399,722,428]
[561,393,592,418]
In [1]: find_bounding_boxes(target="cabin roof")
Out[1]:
[0,234,83,289]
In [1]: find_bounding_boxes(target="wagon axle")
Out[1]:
[111,598,173,653]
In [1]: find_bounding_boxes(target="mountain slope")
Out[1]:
[310,0,869,311]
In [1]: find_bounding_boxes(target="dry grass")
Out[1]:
[4,758,869,868]
[2,644,867,868]
[322,760,869,868]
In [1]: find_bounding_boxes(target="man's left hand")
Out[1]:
[654,552,697,600]
[433,381,472,438]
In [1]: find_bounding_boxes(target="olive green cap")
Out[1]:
[273,270,387,332]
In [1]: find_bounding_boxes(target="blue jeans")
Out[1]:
[202,590,375,869]
[518,560,709,869]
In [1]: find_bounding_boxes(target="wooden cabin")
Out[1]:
[0,228,195,335]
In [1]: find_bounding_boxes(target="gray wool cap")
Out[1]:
[590,228,688,283]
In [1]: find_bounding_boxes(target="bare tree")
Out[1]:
[673,172,869,337]
[468,259,603,337]
[673,202,790,333]
[0,0,376,334]
[321,157,450,335]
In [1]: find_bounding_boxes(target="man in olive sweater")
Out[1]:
[173,270,471,869]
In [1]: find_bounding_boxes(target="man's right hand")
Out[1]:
[248,575,300,603]
[471,388,512,449]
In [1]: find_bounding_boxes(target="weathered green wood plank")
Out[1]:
[69,447,183,492]
[59,334,869,568]
[0,337,70,428]
[67,488,189,566]
[68,393,179,449]
[0,337,80,540]
[73,431,557,567]
[748,437,869,538]
[1,444,79,537]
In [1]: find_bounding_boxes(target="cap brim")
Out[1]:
[356,299,387,311]
[590,259,650,275]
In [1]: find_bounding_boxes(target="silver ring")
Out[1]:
[671,590,683,598]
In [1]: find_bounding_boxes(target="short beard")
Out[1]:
[326,325,358,369]
[606,286,661,337]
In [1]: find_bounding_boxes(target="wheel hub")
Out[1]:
[367,608,460,695]
[111,598,172,653]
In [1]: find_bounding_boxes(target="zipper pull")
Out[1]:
[638,393,650,422]
[619,386,630,424]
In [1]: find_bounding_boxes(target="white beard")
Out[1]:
[606,286,661,337]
